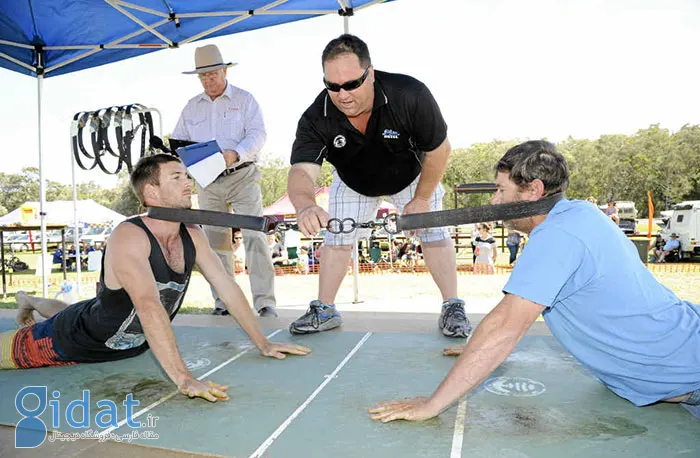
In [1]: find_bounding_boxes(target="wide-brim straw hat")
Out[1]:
[183,44,237,74]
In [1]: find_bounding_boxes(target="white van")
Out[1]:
[80,225,113,248]
[661,201,700,260]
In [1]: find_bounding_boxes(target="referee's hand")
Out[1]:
[297,205,328,237]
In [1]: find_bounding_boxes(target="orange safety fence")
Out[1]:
[646,263,700,273]
[268,261,700,276]
[6,275,100,288]
[270,262,517,276]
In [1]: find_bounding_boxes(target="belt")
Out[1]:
[219,162,253,178]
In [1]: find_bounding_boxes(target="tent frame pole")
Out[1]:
[71,131,82,296]
[37,68,49,297]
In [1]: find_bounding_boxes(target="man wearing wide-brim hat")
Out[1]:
[173,44,278,318]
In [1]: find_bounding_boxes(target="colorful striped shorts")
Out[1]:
[0,316,75,369]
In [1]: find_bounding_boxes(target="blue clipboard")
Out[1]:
[175,140,221,167]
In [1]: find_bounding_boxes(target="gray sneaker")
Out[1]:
[289,300,343,334]
[439,298,472,338]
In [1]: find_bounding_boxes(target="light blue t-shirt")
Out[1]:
[503,199,700,406]
[664,239,680,251]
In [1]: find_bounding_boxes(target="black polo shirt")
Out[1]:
[290,70,447,197]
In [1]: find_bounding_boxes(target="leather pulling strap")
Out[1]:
[147,193,564,235]
[147,207,272,233]
[396,192,564,232]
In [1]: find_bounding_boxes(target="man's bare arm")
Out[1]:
[106,224,193,387]
[288,163,321,212]
[428,294,544,411]
[189,226,310,358]
[414,138,451,201]
[370,294,544,422]
[288,163,327,236]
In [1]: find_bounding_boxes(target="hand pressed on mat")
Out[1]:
[178,378,230,402]
[260,342,311,359]
[368,396,440,423]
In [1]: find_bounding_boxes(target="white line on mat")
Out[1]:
[98,329,283,437]
[450,398,468,458]
[249,332,373,458]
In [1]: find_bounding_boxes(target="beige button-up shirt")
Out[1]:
[172,82,266,166]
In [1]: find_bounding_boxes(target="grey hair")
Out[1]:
[495,140,569,194]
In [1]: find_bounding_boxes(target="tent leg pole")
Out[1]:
[344,16,349,34]
[37,74,49,299]
[70,128,81,297]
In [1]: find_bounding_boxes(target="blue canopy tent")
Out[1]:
[0,0,393,297]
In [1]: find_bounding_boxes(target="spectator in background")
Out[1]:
[605,200,620,225]
[232,229,246,274]
[369,241,383,266]
[391,239,402,264]
[297,246,310,274]
[267,233,287,267]
[311,241,323,268]
[506,229,523,265]
[474,223,498,274]
[654,233,681,263]
[66,244,77,271]
[82,241,95,254]
[52,247,64,265]
[587,196,598,205]
[471,223,480,264]
[398,237,417,272]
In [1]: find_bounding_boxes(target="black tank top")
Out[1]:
[52,217,196,363]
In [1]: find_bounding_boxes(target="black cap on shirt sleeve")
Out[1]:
[290,114,326,166]
[409,83,448,152]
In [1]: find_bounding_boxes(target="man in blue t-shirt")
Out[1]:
[369,140,700,423]
[654,233,681,263]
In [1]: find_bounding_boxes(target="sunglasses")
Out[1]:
[323,67,370,92]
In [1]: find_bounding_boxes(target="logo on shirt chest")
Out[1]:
[382,129,400,139]
[333,135,346,148]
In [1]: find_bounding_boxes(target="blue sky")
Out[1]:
[1,0,699,188]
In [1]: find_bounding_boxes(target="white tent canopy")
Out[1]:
[0,200,126,227]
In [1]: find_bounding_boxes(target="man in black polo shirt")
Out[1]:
[287,34,470,337]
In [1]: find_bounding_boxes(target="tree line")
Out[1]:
[1,124,698,219]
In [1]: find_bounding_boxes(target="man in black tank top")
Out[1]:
[2,154,309,402]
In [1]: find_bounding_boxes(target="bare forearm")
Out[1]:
[415,139,450,200]
[288,167,317,211]
[139,303,191,386]
[221,286,268,350]
[428,312,520,413]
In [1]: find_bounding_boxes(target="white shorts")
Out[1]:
[324,170,450,246]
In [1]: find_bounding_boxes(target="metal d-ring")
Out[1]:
[382,213,400,235]
[327,218,344,234]
[340,218,356,234]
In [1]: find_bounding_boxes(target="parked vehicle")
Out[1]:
[80,225,113,247]
[7,232,41,252]
[661,201,700,260]
[598,201,638,236]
